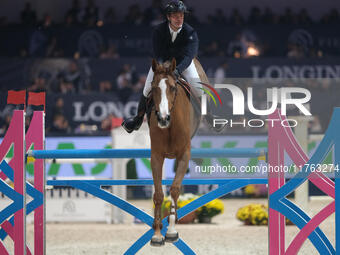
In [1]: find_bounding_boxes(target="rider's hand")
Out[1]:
[173,69,180,79]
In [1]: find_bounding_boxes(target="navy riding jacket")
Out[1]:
[152,21,199,74]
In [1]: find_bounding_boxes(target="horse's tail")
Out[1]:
[193,58,209,84]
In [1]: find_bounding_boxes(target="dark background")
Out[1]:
[0,0,339,135]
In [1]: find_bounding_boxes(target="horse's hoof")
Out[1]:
[165,232,179,243]
[150,235,165,247]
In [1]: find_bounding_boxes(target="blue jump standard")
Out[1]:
[29,148,267,159]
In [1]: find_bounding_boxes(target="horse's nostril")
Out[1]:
[156,113,171,127]
[156,112,162,121]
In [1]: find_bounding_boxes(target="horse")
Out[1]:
[148,58,201,246]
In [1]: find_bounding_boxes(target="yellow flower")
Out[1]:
[160,194,224,220]
[244,185,256,195]
[236,203,269,225]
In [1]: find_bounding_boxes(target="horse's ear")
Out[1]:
[152,59,158,72]
[170,58,176,72]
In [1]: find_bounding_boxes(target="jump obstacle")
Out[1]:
[0,92,339,254]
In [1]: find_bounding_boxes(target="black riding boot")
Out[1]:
[122,95,147,133]
[204,111,225,132]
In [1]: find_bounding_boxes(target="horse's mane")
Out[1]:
[162,61,171,68]
[154,61,174,75]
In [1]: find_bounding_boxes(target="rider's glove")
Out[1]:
[173,69,180,79]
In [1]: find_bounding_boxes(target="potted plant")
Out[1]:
[196,199,224,223]
[161,193,198,224]
[161,194,225,224]
[236,204,268,225]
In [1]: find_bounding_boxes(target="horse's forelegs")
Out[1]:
[166,148,190,243]
[150,154,165,247]
[151,189,164,246]
[165,195,179,243]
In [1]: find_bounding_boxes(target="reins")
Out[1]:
[169,80,178,114]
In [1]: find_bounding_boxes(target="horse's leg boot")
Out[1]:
[165,232,179,243]
[122,95,147,133]
[150,235,165,247]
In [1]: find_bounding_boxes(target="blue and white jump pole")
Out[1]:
[28,148,267,159]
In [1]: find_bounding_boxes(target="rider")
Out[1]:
[122,0,223,133]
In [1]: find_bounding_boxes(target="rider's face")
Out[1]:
[168,12,184,30]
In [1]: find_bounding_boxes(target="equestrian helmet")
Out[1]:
[165,1,187,14]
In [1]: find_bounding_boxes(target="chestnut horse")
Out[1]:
[148,58,201,246]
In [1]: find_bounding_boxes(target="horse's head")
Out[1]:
[151,58,178,129]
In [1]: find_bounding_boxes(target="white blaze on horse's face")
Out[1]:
[159,78,170,118]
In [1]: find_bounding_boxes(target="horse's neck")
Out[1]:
[171,82,201,139]
[170,85,191,130]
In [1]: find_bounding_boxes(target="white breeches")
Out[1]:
[143,60,202,97]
